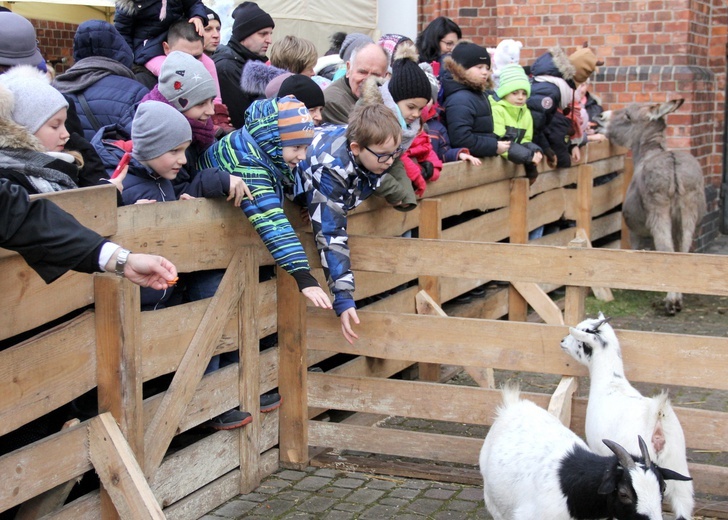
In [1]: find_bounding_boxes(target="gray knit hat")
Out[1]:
[158,51,217,112]
[0,65,68,134]
[132,101,192,161]
[339,33,374,62]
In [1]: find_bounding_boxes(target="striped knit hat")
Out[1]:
[496,64,531,99]
[277,95,314,147]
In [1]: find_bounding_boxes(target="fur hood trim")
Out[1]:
[115,0,137,15]
[548,46,575,81]
[0,83,45,152]
[240,60,287,96]
[443,56,491,92]
[359,75,385,106]
[393,40,418,63]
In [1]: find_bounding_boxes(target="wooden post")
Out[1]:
[508,177,529,321]
[417,199,442,382]
[95,275,143,519]
[277,268,309,469]
[239,247,260,493]
[564,237,588,326]
[575,164,594,239]
[621,156,634,249]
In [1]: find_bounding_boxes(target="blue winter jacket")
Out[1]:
[53,20,148,141]
[294,125,383,316]
[114,0,208,65]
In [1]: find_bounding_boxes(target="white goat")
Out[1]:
[561,314,694,519]
[597,99,706,315]
[480,385,690,520]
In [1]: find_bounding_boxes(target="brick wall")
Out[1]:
[417,0,727,247]
[32,19,78,75]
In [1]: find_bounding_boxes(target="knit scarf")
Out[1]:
[0,149,78,193]
[142,87,215,148]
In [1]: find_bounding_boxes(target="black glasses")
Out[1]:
[364,145,404,163]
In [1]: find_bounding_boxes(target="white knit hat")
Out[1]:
[0,65,68,134]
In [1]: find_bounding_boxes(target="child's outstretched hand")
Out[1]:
[571,146,581,164]
[179,193,197,201]
[302,286,333,309]
[532,151,543,165]
[496,140,511,155]
[108,164,128,193]
[340,308,360,344]
[459,152,481,166]
[227,175,253,206]
[189,17,204,36]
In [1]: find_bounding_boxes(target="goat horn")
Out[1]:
[637,435,652,467]
[594,316,612,329]
[603,439,636,470]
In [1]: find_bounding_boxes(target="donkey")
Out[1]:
[596,99,706,315]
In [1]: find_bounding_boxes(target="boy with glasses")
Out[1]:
[295,103,402,344]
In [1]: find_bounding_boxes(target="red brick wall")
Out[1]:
[32,19,78,75]
[417,0,727,247]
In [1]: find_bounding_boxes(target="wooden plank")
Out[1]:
[311,452,484,486]
[308,373,551,426]
[88,413,165,519]
[509,177,529,322]
[574,228,614,302]
[238,246,261,494]
[0,257,94,342]
[27,184,118,237]
[564,237,588,325]
[417,200,442,383]
[144,249,246,478]
[45,492,100,520]
[0,312,96,436]
[576,164,594,235]
[547,376,579,426]
[441,206,510,243]
[309,421,481,466]
[14,419,82,520]
[512,281,564,325]
[415,290,494,388]
[163,450,279,520]
[277,268,309,469]
[308,309,728,391]
[94,275,144,463]
[527,188,568,230]
[345,236,728,296]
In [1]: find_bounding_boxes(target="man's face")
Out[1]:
[203,20,221,54]
[164,39,204,60]
[346,45,388,98]
[241,28,274,56]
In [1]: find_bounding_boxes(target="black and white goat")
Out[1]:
[561,314,694,519]
[479,386,691,520]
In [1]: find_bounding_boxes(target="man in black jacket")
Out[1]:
[213,2,274,128]
[1,178,177,288]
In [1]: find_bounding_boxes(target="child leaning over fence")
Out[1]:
[199,96,332,311]
[490,64,543,183]
[294,103,402,344]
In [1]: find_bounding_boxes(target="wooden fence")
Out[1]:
[5,141,721,518]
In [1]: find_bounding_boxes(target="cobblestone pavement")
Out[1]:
[204,466,491,519]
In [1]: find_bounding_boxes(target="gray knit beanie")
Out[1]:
[132,101,192,161]
[158,51,217,112]
[0,65,68,134]
[339,33,374,62]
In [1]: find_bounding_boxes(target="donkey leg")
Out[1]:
[646,207,680,315]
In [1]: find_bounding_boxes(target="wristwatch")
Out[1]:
[114,248,131,277]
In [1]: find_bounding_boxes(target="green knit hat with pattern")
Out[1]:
[496,64,531,99]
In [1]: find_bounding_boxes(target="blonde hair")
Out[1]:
[269,35,318,74]
[346,103,401,149]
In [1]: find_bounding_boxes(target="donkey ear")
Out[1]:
[650,99,684,120]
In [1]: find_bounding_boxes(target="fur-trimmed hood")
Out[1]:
[441,56,494,98]
[529,46,575,82]
[0,82,45,152]
[240,60,287,96]
[114,0,137,15]
[359,76,420,150]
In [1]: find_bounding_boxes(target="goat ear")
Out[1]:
[658,467,692,482]
[597,464,620,495]
[568,327,592,343]
[650,99,683,120]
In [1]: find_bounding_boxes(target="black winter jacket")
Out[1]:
[212,40,267,128]
[440,57,499,158]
